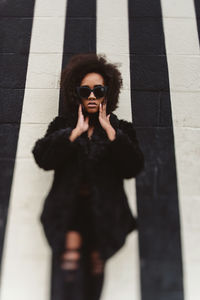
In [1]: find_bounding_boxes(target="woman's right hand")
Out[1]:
[69,104,89,142]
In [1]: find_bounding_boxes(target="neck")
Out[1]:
[83,110,100,127]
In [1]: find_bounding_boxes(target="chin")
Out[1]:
[86,107,99,113]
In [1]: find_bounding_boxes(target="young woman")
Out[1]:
[32,53,145,300]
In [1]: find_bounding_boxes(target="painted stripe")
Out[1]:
[0,0,67,299]
[194,0,200,45]
[162,0,200,299]
[97,1,141,300]
[128,1,184,299]
[59,0,96,88]
[0,0,35,281]
[50,1,97,299]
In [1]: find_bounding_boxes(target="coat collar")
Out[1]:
[61,111,120,140]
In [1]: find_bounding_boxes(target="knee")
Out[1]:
[60,247,83,282]
[61,248,81,270]
[60,231,83,282]
[90,251,105,275]
[64,231,82,249]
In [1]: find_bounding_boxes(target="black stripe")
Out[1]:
[128,1,185,300]
[194,0,200,43]
[0,0,36,276]
[50,1,96,299]
[59,0,96,115]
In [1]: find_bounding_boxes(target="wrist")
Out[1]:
[69,127,82,142]
[74,127,83,136]
[106,126,116,141]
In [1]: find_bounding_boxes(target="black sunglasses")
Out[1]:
[76,85,108,99]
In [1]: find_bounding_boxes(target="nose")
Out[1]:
[88,91,96,99]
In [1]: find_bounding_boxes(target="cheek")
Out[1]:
[82,100,87,106]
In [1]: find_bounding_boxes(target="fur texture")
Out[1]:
[32,112,145,261]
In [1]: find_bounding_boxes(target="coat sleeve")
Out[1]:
[107,119,145,179]
[31,116,80,171]
[39,194,67,256]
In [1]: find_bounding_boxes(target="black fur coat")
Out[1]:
[32,112,145,261]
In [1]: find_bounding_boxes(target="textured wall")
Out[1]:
[0,0,200,300]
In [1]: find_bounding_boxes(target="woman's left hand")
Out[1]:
[99,100,116,141]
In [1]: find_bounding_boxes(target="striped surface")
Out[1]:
[0,0,200,299]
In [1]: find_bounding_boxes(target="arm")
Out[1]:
[107,119,145,179]
[31,116,81,171]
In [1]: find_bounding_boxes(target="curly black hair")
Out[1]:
[60,53,123,116]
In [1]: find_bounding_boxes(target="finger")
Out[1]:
[102,101,106,116]
[106,114,110,120]
[100,102,104,112]
[78,103,82,116]
[98,104,101,119]
[99,103,102,116]
[81,104,84,115]
[77,104,80,121]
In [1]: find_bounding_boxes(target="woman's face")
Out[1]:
[79,72,106,113]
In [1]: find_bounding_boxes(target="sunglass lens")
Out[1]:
[94,86,106,98]
[79,87,90,98]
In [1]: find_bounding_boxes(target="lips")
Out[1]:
[88,102,97,107]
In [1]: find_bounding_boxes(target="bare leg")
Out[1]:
[90,250,105,274]
[60,231,83,282]
[89,250,105,300]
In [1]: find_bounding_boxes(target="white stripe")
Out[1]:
[0,1,67,299]
[161,1,200,299]
[97,1,141,300]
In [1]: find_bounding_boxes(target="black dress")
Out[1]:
[67,136,98,251]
